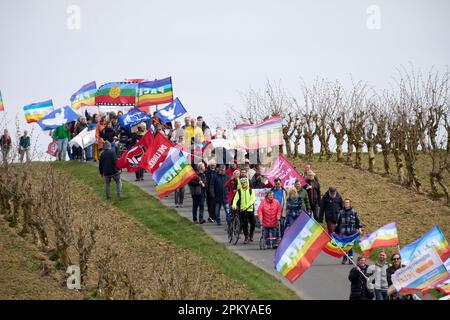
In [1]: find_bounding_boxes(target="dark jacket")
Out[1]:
[74,121,87,136]
[205,168,216,195]
[348,264,372,300]
[0,134,11,149]
[19,136,30,148]
[189,171,207,196]
[101,127,116,143]
[335,208,361,235]
[99,149,119,176]
[250,173,266,189]
[319,191,344,223]
[304,178,321,206]
[210,172,230,203]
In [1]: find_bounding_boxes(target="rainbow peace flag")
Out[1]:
[23,99,54,123]
[400,225,450,266]
[323,232,360,258]
[274,211,330,283]
[152,148,197,198]
[0,90,4,111]
[70,81,96,110]
[137,77,173,108]
[233,116,283,150]
[95,82,137,106]
[359,222,399,257]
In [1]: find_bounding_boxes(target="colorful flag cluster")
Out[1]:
[152,148,197,198]
[233,116,283,150]
[95,82,138,106]
[323,232,360,258]
[23,99,54,123]
[117,130,155,172]
[392,247,450,296]
[156,97,186,123]
[118,108,151,131]
[0,90,4,112]
[137,77,173,109]
[359,222,399,257]
[274,211,330,283]
[140,132,173,173]
[70,81,96,110]
[400,225,450,266]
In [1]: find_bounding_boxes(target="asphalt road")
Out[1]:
[119,170,356,300]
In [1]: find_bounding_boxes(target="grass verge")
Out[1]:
[54,161,299,300]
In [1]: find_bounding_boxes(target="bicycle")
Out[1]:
[228,209,241,245]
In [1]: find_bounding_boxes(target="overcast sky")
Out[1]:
[0,0,449,155]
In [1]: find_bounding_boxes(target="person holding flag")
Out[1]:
[335,198,363,264]
[348,256,373,300]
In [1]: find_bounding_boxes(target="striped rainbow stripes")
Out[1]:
[323,232,360,258]
[274,212,330,283]
[233,116,283,150]
[400,262,450,296]
[152,148,197,198]
[137,77,173,108]
[70,81,96,110]
[23,99,54,123]
[0,90,4,111]
[359,222,399,257]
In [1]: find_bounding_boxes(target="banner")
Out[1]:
[274,211,331,283]
[210,138,238,150]
[392,247,450,295]
[118,108,151,131]
[95,82,138,106]
[253,188,269,213]
[0,90,4,111]
[156,97,186,123]
[140,132,174,173]
[263,154,306,188]
[38,106,80,131]
[137,77,173,108]
[400,225,450,266]
[358,222,399,257]
[46,141,58,157]
[70,81,96,110]
[69,127,96,149]
[232,116,283,150]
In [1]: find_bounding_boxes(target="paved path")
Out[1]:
[118,170,356,300]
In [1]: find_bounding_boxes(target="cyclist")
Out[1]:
[232,178,256,244]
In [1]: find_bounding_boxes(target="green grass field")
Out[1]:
[54,161,299,300]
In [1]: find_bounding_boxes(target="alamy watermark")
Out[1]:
[66,5,81,30]
[366,5,381,30]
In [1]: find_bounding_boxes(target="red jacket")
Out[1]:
[257,198,282,228]
[225,178,238,205]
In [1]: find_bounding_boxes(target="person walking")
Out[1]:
[257,190,282,248]
[232,178,256,244]
[348,256,373,300]
[294,179,310,213]
[205,160,217,222]
[319,186,344,234]
[210,165,230,226]
[304,170,321,221]
[188,163,207,224]
[52,124,71,161]
[0,129,12,165]
[366,251,389,300]
[73,117,88,161]
[284,188,302,232]
[99,141,122,201]
[335,198,362,264]
[19,130,31,163]
[271,178,287,236]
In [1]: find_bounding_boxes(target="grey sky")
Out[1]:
[0,0,449,155]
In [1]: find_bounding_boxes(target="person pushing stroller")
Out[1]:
[257,190,282,249]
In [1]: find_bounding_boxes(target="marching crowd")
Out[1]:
[0,109,413,300]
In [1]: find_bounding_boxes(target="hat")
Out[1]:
[104,141,111,150]
[328,186,337,193]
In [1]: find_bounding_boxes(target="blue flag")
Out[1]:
[38,106,79,131]
[119,108,151,131]
[156,97,187,123]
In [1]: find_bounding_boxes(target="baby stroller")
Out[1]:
[259,220,282,250]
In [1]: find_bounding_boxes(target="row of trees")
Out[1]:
[227,66,449,205]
